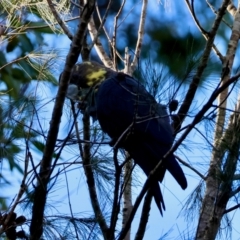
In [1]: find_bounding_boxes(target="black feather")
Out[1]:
[94,73,187,214]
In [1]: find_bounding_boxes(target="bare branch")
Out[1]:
[134,189,152,240]
[227,0,237,16]
[109,149,122,239]
[89,1,112,50]
[175,155,206,180]
[29,1,96,238]
[184,0,224,61]
[113,0,126,69]
[131,0,148,72]
[87,15,113,68]
[46,0,73,40]
[177,0,229,132]
[224,203,240,214]
[81,113,110,239]
[118,63,240,240]
[95,4,124,63]
[196,3,240,233]
[121,157,133,240]
[206,0,232,28]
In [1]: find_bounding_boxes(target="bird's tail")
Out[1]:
[151,182,165,215]
[165,154,187,190]
[125,143,166,215]
[141,141,188,190]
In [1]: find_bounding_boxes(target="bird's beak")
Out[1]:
[66,84,79,100]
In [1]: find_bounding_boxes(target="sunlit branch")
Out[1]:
[113,0,126,69]
[131,0,148,72]
[227,0,237,16]
[214,5,240,145]
[95,5,124,63]
[87,15,113,68]
[89,1,112,50]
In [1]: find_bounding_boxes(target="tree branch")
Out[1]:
[113,0,126,69]
[176,0,229,132]
[82,113,110,239]
[29,1,95,238]
[196,2,240,236]
[87,15,113,68]
[46,0,73,40]
[185,0,224,62]
[131,0,148,73]
[109,149,122,239]
[227,0,237,16]
[118,67,240,240]
[175,155,206,180]
[224,203,240,214]
[134,189,152,240]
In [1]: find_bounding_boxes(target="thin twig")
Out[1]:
[134,189,152,240]
[95,5,124,63]
[46,0,73,40]
[131,0,148,72]
[175,155,206,180]
[82,113,110,239]
[177,0,229,132]
[64,169,80,239]
[206,0,232,28]
[109,149,121,239]
[113,0,126,69]
[185,0,224,62]
[89,1,113,50]
[224,203,240,214]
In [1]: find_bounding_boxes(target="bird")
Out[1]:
[65,61,187,214]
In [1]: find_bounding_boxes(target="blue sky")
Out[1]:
[2,0,240,239]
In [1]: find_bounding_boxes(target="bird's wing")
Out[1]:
[96,73,187,213]
[96,73,173,145]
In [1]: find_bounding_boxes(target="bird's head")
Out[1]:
[65,61,114,101]
[60,61,115,119]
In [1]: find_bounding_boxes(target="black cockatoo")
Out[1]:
[64,61,187,214]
